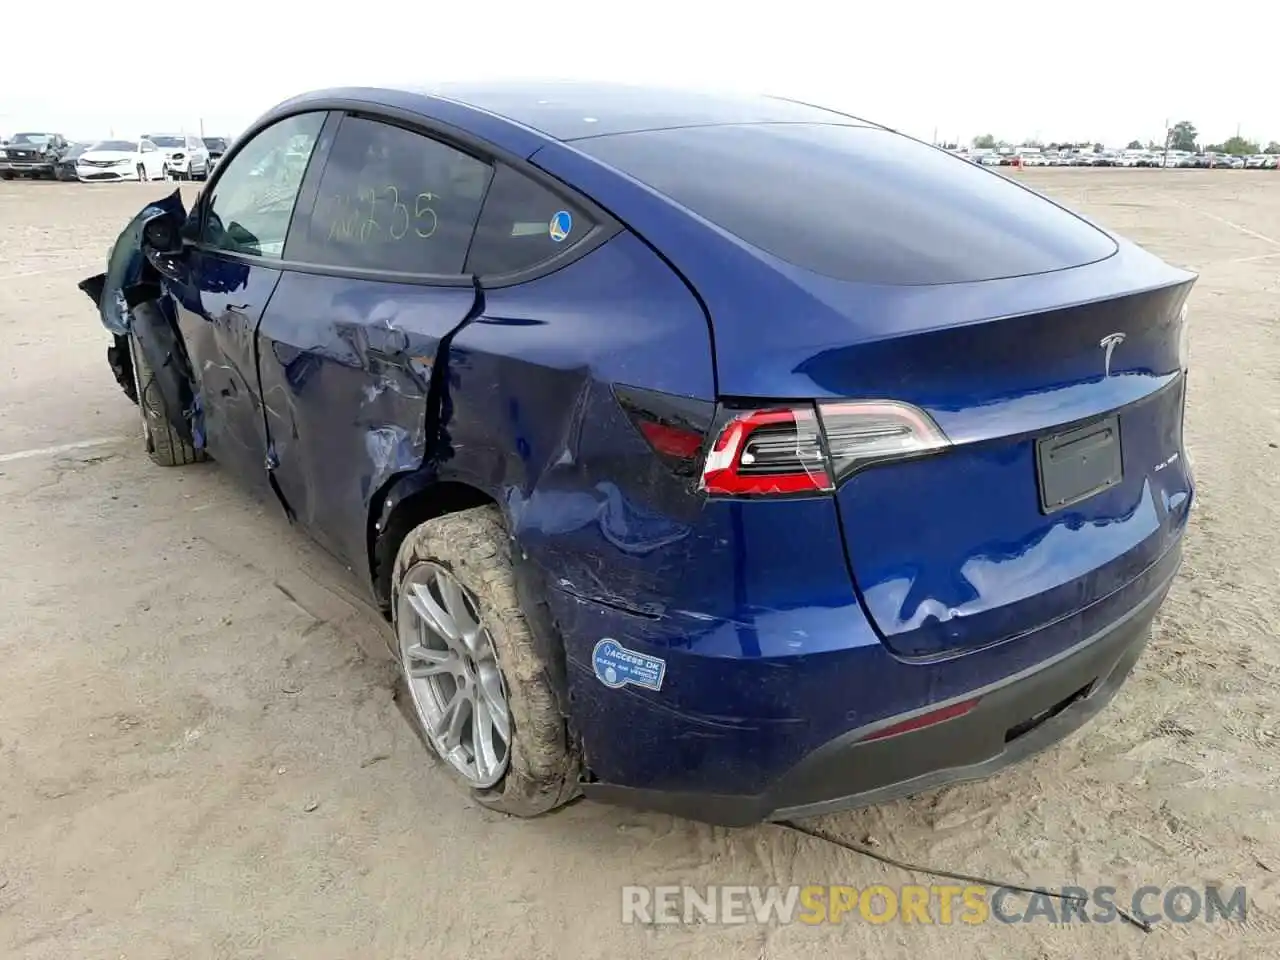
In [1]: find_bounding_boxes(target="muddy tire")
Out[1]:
[127,331,204,467]
[391,505,580,817]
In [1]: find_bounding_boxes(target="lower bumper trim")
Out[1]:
[582,569,1173,826]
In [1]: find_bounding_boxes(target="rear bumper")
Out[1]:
[581,557,1174,826]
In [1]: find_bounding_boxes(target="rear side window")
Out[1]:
[464,164,593,276]
[287,116,492,275]
[577,124,1118,285]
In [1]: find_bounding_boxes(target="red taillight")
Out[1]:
[699,401,951,497]
[637,419,704,460]
[858,697,980,742]
[700,407,831,495]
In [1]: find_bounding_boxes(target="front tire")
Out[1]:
[391,506,579,817]
[127,331,204,466]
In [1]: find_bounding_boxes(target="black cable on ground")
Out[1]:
[777,819,1153,934]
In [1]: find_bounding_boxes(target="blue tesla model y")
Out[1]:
[82,82,1195,825]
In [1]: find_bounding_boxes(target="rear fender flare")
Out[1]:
[370,467,571,716]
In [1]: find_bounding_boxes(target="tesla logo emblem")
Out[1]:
[1099,333,1126,377]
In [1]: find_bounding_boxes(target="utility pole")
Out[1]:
[200,117,205,138]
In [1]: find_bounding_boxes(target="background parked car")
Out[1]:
[54,142,91,180]
[75,138,169,181]
[0,132,70,179]
[202,136,230,170]
[142,134,210,180]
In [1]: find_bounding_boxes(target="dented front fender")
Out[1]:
[78,189,197,442]
[77,188,188,335]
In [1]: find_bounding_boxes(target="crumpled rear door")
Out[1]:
[255,272,478,572]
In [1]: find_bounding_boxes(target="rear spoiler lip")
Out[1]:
[708,240,1196,401]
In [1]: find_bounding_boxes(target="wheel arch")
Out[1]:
[369,470,573,717]
[369,472,495,612]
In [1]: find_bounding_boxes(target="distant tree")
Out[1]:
[1168,121,1198,152]
[1210,136,1261,155]
[1092,142,1104,152]
[1127,139,1144,150]
[1266,142,1280,154]
[1147,140,1162,151]
[940,141,959,150]
[972,134,997,149]
[1022,138,1044,148]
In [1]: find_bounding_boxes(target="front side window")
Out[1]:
[464,164,593,277]
[287,116,492,275]
[202,112,326,259]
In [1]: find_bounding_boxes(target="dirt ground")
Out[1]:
[0,170,1277,959]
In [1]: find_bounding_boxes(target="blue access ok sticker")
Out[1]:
[592,639,666,692]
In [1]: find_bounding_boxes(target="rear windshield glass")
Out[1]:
[577,124,1117,285]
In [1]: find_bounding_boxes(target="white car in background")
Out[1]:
[142,133,210,180]
[75,138,169,182]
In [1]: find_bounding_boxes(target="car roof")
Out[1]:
[267,81,878,156]
[417,80,876,141]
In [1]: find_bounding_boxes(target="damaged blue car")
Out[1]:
[81,82,1196,825]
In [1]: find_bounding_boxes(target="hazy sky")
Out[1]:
[5,2,1275,149]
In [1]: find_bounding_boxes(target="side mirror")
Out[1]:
[143,217,182,254]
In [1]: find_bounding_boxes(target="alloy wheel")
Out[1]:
[397,562,512,788]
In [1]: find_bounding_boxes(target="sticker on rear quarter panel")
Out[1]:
[592,639,665,691]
